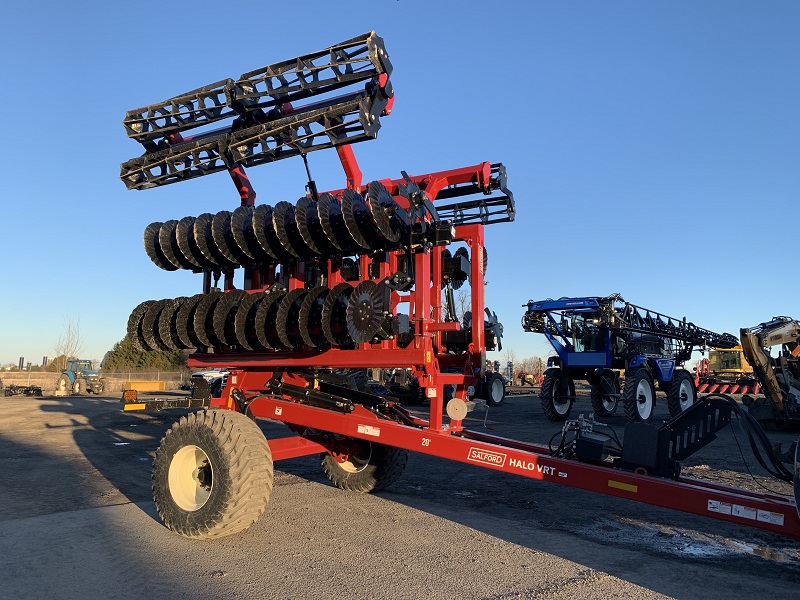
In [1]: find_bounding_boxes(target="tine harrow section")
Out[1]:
[123,32,391,144]
[120,32,393,191]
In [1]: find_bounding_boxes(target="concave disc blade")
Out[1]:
[299,285,330,348]
[211,211,248,265]
[212,289,249,348]
[318,193,356,253]
[156,297,186,350]
[366,180,408,243]
[296,196,337,256]
[254,284,288,350]
[175,294,206,349]
[192,292,224,348]
[175,217,209,270]
[273,200,315,259]
[128,300,156,351]
[143,222,177,271]
[253,204,292,261]
[158,220,195,269]
[194,213,236,270]
[141,299,171,351]
[341,189,376,251]
[276,288,309,349]
[322,283,355,346]
[232,206,271,263]
[233,292,262,351]
[346,280,385,344]
[231,206,255,260]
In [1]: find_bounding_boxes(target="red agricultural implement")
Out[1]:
[120,31,800,542]
[695,351,760,395]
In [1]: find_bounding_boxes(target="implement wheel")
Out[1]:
[667,369,696,417]
[482,372,506,407]
[540,368,574,422]
[152,409,273,539]
[590,370,619,418]
[321,437,408,493]
[623,368,655,422]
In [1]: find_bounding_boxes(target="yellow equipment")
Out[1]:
[695,345,757,394]
[739,317,800,427]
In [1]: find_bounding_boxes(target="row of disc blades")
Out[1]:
[128,281,393,353]
[144,181,414,272]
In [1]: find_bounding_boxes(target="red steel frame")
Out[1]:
[186,148,800,540]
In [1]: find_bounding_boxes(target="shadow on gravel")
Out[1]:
[381,395,800,590]
[32,393,800,595]
[38,395,185,511]
[0,399,230,600]
[35,395,316,524]
[384,453,800,585]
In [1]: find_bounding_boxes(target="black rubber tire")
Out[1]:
[666,369,696,417]
[321,440,408,493]
[56,374,72,394]
[540,369,574,422]
[152,409,274,539]
[590,370,619,418]
[483,372,506,407]
[623,368,656,422]
[72,377,86,395]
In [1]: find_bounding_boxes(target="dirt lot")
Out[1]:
[1,387,799,599]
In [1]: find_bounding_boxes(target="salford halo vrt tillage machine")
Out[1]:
[120,32,800,541]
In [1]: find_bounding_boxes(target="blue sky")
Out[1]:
[0,1,797,368]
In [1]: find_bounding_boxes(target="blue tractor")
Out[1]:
[57,359,106,395]
[522,295,738,422]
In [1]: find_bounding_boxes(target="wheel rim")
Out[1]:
[601,395,617,413]
[490,378,504,402]
[678,378,694,411]
[598,375,618,413]
[169,445,213,511]
[553,380,571,415]
[338,443,372,474]
[635,379,654,419]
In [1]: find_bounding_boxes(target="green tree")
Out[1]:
[102,336,186,371]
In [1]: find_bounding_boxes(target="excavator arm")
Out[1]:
[740,317,800,415]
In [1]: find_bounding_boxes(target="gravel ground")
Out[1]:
[1,389,798,599]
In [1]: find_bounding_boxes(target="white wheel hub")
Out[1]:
[490,378,504,402]
[678,378,694,411]
[169,445,213,511]
[635,379,654,420]
[553,381,570,414]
